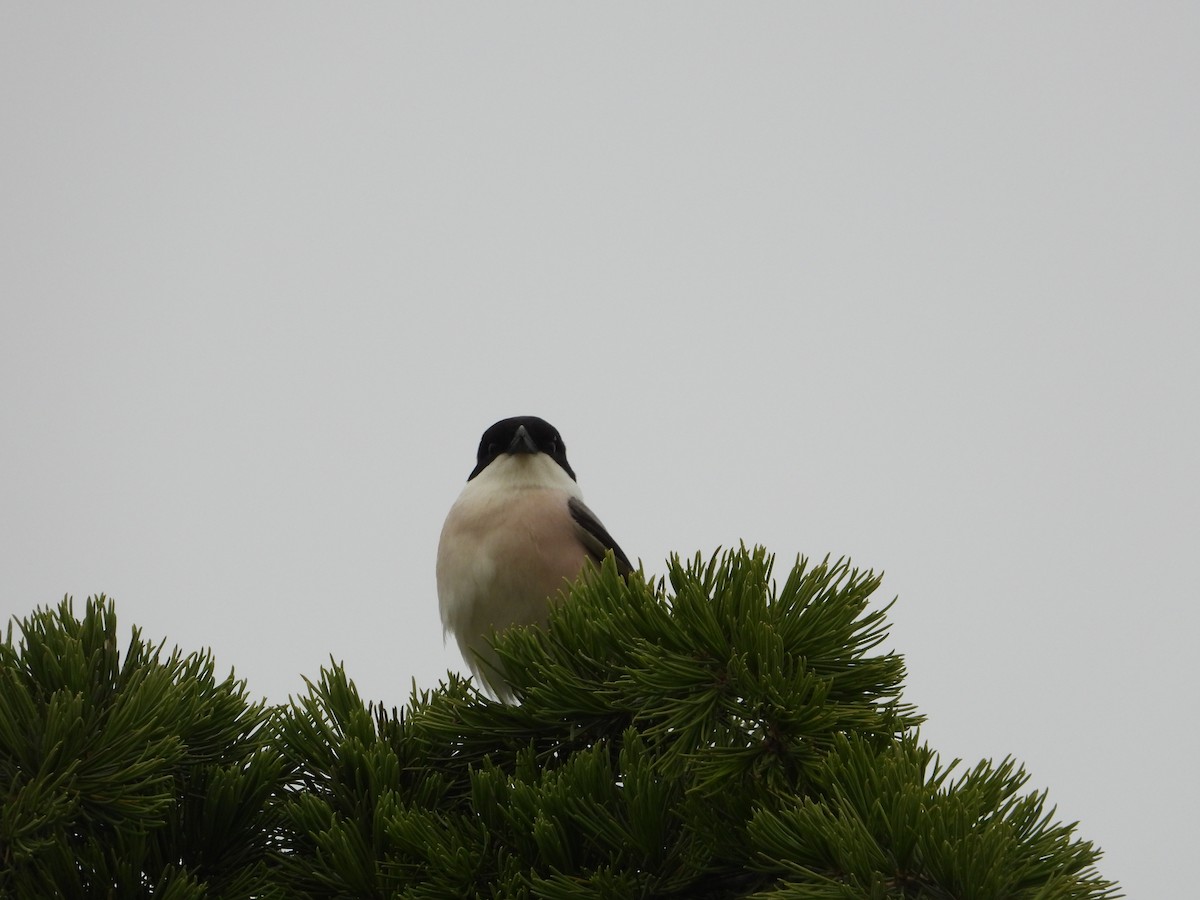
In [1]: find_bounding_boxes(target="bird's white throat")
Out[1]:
[467,453,582,499]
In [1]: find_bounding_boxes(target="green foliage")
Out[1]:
[1,549,1120,899]
[0,596,284,899]
[270,548,1117,899]
[748,734,1111,899]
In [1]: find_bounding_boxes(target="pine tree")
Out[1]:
[0,597,284,899]
[1,548,1120,898]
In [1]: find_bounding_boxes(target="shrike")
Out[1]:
[436,416,632,700]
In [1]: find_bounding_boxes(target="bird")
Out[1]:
[436,415,633,700]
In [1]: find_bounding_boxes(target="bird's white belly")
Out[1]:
[436,486,587,680]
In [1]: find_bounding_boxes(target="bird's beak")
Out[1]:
[507,425,538,454]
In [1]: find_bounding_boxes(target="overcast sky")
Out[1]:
[2,5,1195,895]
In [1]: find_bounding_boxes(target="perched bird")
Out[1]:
[436,416,633,700]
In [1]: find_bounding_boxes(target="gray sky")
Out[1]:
[2,6,1195,895]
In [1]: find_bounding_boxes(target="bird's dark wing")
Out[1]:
[568,496,634,576]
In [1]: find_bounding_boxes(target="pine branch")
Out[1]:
[0,596,285,899]
[269,547,1118,898]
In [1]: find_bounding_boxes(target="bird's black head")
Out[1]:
[468,416,576,481]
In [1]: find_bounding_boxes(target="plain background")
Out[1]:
[2,6,1195,896]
